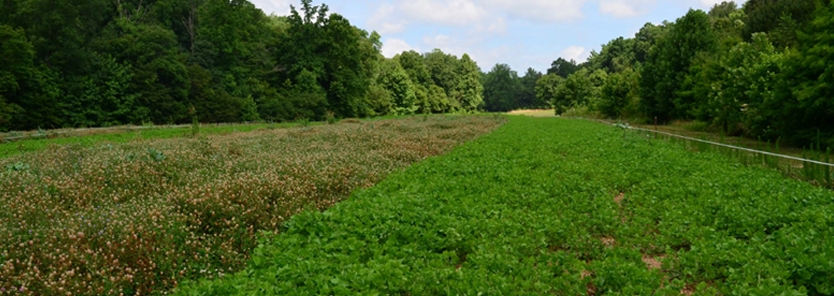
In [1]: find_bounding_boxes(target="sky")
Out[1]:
[249,0,745,73]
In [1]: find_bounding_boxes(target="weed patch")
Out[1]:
[0,116,503,295]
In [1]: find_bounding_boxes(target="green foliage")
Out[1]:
[146,147,166,162]
[588,37,636,73]
[706,33,787,136]
[553,68,594,115]
[396,50,432,87]
[0,0,490,132]
[640,9,716,122]
[743,0,816,48]
[534,73,563,109]
[102,21,191,124]
[598,68,639,118]
[364,83,393,116]
[320,14,373,118]
[378,59,418,115]
[483,63,522,112]
[518,68,543,108]
[454,54,484,112]
[61,52,138,127]
[424,49,460,97]
[187,64,242,123]
[177,116,834,294]
[240,96,260,122]
[633,22,666,64]
[777,1,834,147]
[324,110,338,124]
[546,57,580,78]
[0,24,58,129]
[425,84,453,113]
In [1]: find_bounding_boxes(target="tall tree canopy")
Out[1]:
[483,64,521,112]
[640,9,716,122]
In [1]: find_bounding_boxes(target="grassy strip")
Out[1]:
[0,116,504,295]
[0,115,453,159]
[0,123,288,159]
[179,116,834,295]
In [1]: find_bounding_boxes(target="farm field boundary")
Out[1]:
[0,123,281,159]
[179,116,834,295]
[623,124,834,167]
[602,120,833,188]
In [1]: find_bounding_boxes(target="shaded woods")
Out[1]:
[0,0,484,131]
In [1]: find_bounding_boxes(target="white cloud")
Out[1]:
[249,0,292,15]
[560,46,586,62]
[485,17,508,33]
[367,4,407,34]
[400,0,487,25]
[423,34,455,48]
[698,0,745,8]
[381,38,418,57]
[598,0,656,18]
[486,0,587,23]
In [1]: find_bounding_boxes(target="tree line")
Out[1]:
[3,0,831,148]
[0,0,484,131]
[480,0,833,148]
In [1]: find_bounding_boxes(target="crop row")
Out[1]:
[180,116,834,295]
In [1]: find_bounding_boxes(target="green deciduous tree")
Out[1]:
[0,24,58,129]
[518,68,542,109]
[633,22,666,64]
[534,74,563,110]
[454,54,484,112]
[589,37,636,73]
[187,64,241,123]
[743,0,816,48]
[396,50,432,87]
[424,49,461,99]
[598,68,639,118]
[712,33,786,137]
[61,53,138,127]
[640,9,716,122]
[483,64,521,112]
[378,59,417,115]
[553,68,593,115]
[547,57,580,78]
[196,0,273,99]
[101,21,190,124]
[781,2,834,147]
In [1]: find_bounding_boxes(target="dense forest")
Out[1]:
[0,0,483,130]
[485,0,833,148]
[1,0,832,148]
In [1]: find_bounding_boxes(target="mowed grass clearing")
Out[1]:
[180,116,834,295]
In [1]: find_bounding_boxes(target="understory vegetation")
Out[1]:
[178,116,834,294]
[0,116,504,295]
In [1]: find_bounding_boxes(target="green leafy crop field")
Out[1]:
[0,116,504,295]
[179,116,834,295]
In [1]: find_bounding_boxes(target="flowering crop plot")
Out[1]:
[181,116,834,295]
[0,116,504,295]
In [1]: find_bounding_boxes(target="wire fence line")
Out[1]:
[620,124,834,168]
